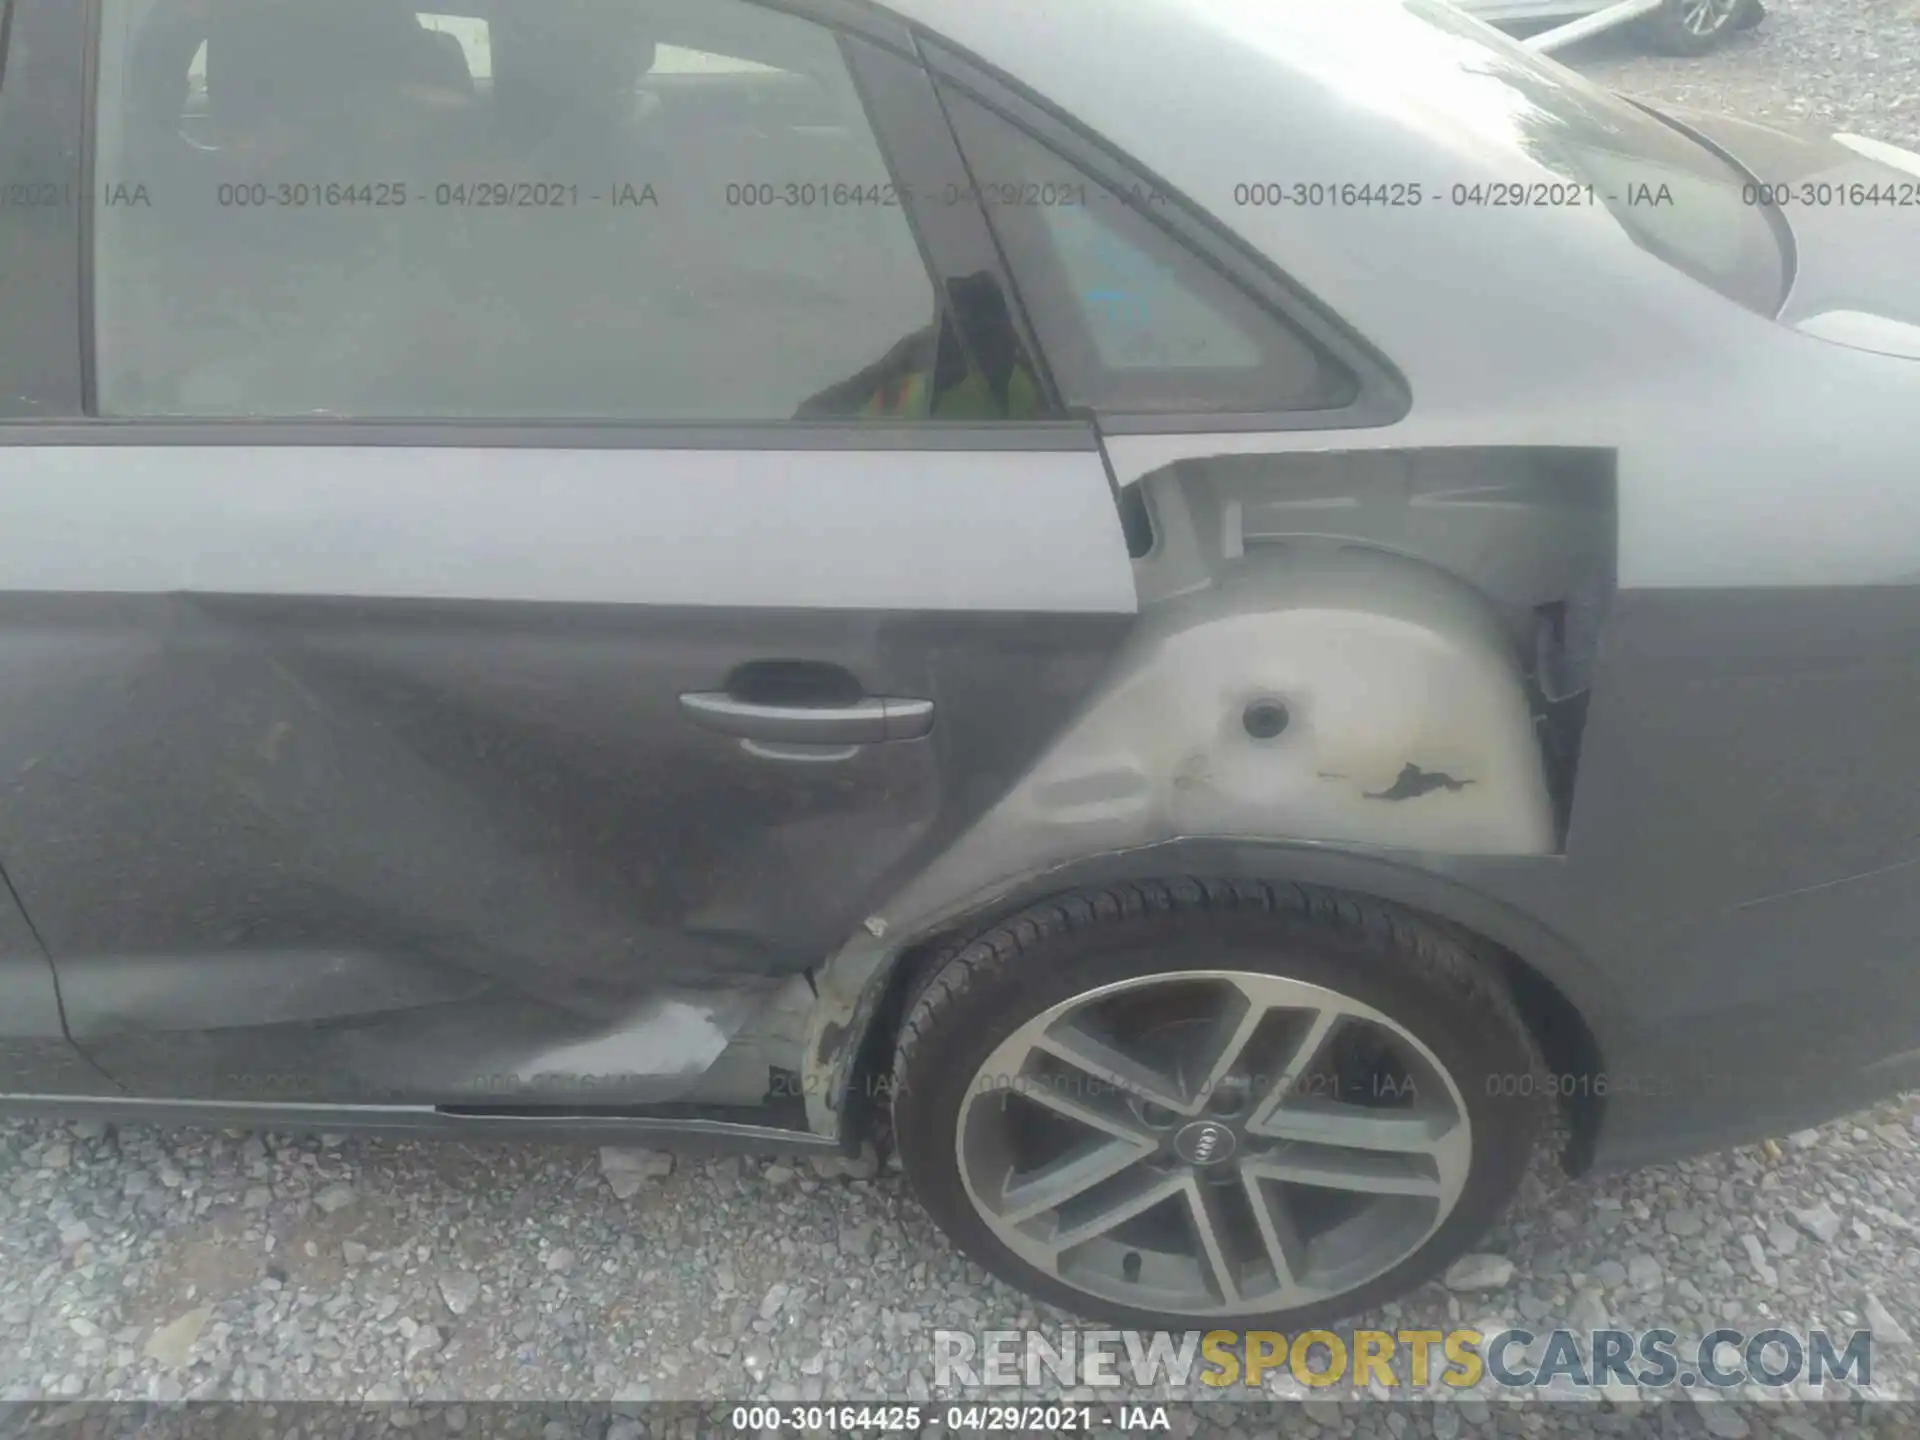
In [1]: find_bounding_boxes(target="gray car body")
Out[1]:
[1,0,1919,1177]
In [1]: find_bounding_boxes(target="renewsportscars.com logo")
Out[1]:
[932,1327,1873,1392]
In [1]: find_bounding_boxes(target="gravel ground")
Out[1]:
[6,0,1920,1426]
[6,1101,1920,1421]
[1569,0,1920,145]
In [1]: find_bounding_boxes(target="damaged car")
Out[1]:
[1,0,1919,1329]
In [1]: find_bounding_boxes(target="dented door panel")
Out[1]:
[0,865,114,1097]
[0,442,1136,1104]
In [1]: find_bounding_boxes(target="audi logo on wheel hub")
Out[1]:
[1174,1119,1238,1166]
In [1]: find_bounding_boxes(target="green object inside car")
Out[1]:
[859,361,1043,420]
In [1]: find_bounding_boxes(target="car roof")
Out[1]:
[877,0,1590,184]
[874,0,1764,416]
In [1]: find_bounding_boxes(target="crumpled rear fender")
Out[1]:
[804,544,1560,1139]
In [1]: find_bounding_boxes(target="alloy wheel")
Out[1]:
[953,970,1472,1319]
[1678,0,1739,34]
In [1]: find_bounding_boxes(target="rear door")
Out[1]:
[0,866,105,1098]
[0,883,106,1097]
[0,0,131,1101]
[0,0,1135,1107]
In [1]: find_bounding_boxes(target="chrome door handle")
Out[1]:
[678,693,934,744]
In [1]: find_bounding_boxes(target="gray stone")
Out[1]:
[1442,1253,1514,1292]
[1694,1401,1751,1440]
[1788,1202,1842,1245]
[439,1273,481,1316]
[1865,1294,1913,1346]
[808,1144,882,1181]
[612,1383,654,1411]
[599,1147,674,1201]
[143,1308,211,1369]
[1665,1208,1705,1238]
[312,1183,358,1215]
[839,1223,876,1258]
[1569,1287,1609,1335]
[405,1325,444,1361]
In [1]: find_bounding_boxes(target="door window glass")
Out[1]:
[91,0,967,422]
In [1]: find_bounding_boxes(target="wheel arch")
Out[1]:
[812,839,1609,1174]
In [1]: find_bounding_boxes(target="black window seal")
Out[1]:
[0,418,1103,451]
[0,0,16,92]
[738,0,915,58]
[78,0,101,415]
[914,35,1411,436]
[0,0,88,419]
[842,33,1065,417]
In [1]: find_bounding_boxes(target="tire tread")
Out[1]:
[894,879,1543,1091]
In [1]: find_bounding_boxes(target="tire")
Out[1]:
[1631,0,1751,55]
[891,879,1549,1330]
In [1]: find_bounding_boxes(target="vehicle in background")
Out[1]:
[1467,0,1765,54]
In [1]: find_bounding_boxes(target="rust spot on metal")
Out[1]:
[1364,763,1474,801]
[815,1019,848,1067]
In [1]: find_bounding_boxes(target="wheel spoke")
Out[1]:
[1241,1167,1308,1292]
[1242,1007,1342,1134]
[1010,1069,1158,1146]
[1248,1094,1456,1152]
[1245,1143,1443,1197]
[1044,1168,1188,1253]
[1182,1177,1244,1306]
[1683,0,1714,30]
[998,1135,1154,1225]
[1179,988,1269,1116]
[1033,1020,1188,1113]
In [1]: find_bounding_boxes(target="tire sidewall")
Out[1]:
[893,905,1545,1330]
